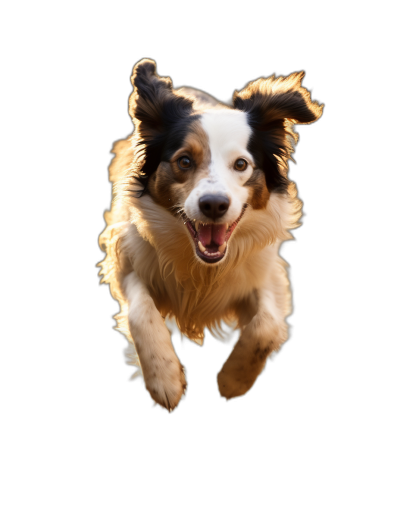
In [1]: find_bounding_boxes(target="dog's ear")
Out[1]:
[233,72,323,192]
[129,58,193,132]
[128,59,194,193]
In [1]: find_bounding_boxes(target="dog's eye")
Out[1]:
[178,156,192,170]
[234,158,248,171]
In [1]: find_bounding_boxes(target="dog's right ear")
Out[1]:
[129,59,193,132]
[128,59,194,193]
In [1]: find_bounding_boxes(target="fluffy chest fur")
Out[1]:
[119,198,293,339]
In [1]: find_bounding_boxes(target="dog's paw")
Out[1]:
[217,369,255,402]
[217,358,266,401]
[218,313,289,400]
[217,338,274,400]
[144,358,187,412]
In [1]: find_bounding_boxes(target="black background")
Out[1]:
[55,28,349,462]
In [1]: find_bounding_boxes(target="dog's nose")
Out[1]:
[199,194,230,220]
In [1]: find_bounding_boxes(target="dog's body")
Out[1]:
[98,60,323,410]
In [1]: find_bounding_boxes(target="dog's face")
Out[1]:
[146,108,266,265]
[129,60,322,265]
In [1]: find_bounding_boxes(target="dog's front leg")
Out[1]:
[218,288,288,399]
[123,271,186,411]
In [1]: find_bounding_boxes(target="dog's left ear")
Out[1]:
[233,72,323,192]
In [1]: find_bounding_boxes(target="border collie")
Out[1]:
[98,59,323,411]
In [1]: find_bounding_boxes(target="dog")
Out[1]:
[98,59,323,411]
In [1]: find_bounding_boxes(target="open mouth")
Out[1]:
[182,205,247,264]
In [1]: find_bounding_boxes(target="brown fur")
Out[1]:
[245,169,270,210]
[147,121,211,213]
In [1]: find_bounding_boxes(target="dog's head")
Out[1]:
[128,59,323,266]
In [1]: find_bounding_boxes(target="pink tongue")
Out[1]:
[198,224,226,247]
[198,224,212,246]
[212,224,226,246]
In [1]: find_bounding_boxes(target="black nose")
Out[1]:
[199,194,230,220]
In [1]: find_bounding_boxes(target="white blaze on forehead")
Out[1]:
[200,108,253,164]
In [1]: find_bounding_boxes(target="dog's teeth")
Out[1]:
[195,221,200,232]
[218,242,227,253]
[198,241,206,253]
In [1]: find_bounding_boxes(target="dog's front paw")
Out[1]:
[218,314,288,400]
[217,338,273,400]
[217,352,266,401]
[217,369,254,401]
[144,358,187,412]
